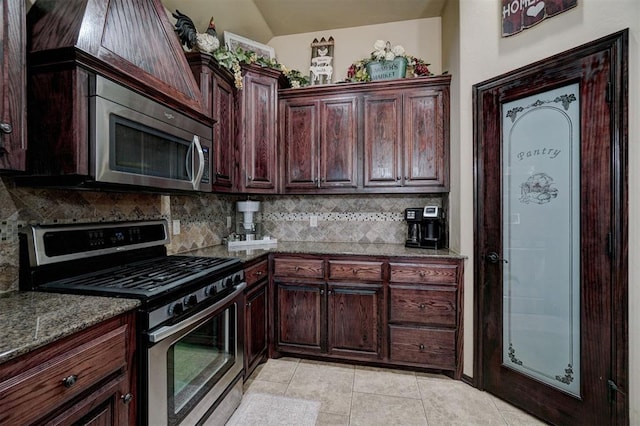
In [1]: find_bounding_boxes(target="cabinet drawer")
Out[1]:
[389,286,456,326]
[245,259,268,286]
[389,325,455,369]
[274,257,324,278]
[328,260,383,281]
[0,325,127,425]
[389,262,458,285]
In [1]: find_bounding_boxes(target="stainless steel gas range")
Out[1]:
[19,220,245,426]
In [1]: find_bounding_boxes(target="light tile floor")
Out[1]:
[243,357,548,426]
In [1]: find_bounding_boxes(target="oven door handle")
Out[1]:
[148,282,246,343]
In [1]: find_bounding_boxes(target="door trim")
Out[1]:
[472,30,628,424]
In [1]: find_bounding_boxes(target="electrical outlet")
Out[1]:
[172,219,181,235]
[226,216,232,229]
[310,215,318,227]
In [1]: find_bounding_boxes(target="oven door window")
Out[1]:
[168,305,236,424]
[111,114,191,181]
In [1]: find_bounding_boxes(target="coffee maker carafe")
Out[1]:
[404,206,445,249]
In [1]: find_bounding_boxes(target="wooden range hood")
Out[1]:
[26,0,207,121]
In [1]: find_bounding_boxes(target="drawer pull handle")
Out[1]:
[419,303,426,310]
[419,343,425,351]
[121,393,134,404]
[255,271,263,276]
[62,374,78,388]
[0,123,12,134]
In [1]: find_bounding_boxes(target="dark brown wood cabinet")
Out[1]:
[187,53,236,191]
[0,312,136,425]
[271,253,463,376]
[278,75,451,194]
[237,64,282,193]
[273,256,385,360]
[0,0,26,171]
[280,95,358,192]
[363,87,448,190]
[244,258,269,378]
[388,259,463,378]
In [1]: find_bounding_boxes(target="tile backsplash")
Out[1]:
[0,175,444,293]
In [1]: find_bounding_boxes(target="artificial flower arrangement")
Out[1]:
[212,46,309,89]
[347,40,433,83]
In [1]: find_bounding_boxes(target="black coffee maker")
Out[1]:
[404,206,445,249]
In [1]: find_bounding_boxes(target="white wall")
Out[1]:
[456,0,639,422]
[268,18,442,82]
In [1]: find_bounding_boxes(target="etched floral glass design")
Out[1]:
[501,83,581,396]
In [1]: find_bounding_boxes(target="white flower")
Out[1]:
[385,51,396,61]
[373,40,387,51]
[374,50,386,60]
[392,45,405,57]
[291,81,301,88]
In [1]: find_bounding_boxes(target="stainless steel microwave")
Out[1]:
[89,75,212,192]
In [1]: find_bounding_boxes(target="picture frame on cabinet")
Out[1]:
[224,31,275,60]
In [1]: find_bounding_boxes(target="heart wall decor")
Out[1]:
[502,0,578,37]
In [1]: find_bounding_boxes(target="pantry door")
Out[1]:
[473,31,628,425]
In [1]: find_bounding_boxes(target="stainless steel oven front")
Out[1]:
[147,283,245,425]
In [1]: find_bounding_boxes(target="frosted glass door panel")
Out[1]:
[501,83,580,396]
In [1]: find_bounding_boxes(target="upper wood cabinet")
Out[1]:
[279,75,451,194]
[280,95,358,192]
[363,87,448,190]
[237,64,282,193]
[0,0,26,171]
[187,53,236,191]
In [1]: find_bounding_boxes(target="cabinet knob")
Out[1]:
[248,175,253,181]
[352,268,358,275]
[121,393,134,404]
[419,343,425,351]
[0,123,12,134]
[419,271,425,278]
[255,271,263,276]
[419,303,426,310]
[320,289,324,295]
[295,266,300,271]
[62,374,78,388]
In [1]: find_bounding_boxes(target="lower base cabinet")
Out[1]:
[244,259,269,379]
[0,312,136,425]
[271,254,464,377]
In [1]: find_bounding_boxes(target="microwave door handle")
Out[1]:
[190,135,205,190]
[185,142,194,181]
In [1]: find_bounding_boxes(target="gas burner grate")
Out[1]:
[39,255,240,298]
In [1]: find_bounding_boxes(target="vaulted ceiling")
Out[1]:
[160,0,446,44]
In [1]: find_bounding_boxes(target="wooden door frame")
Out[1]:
[472,30,628,424]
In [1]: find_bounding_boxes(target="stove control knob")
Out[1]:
[205,285,217,297]
[184,294,198,307]
[233,273,242,284]
[224,277,233,288]
[169,302,184,317]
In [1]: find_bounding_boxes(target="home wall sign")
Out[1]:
[502,0,578,37]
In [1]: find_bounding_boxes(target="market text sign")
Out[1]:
[502,0,577,37]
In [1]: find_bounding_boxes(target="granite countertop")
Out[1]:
[0,292,140,364]
[184,241,466,263]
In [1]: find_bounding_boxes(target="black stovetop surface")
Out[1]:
[38,255,240,299]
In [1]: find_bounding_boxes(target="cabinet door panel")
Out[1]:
[328,284,382,358]
[0,0,26,171]
[213,74,234,189]
[403,89,447,189]
[363,94,402,187]
[276,282,324,353]
[242,72,277,191]
[246,281,268,375]
[282,99,318,189]
[320,97,358,188]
